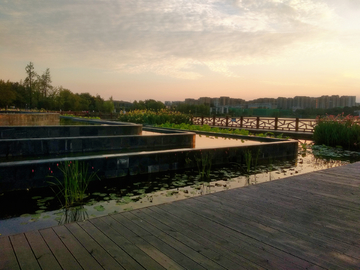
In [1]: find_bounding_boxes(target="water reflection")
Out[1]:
[56,206,89,225]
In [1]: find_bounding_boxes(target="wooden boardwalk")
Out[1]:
[1,162,360,269]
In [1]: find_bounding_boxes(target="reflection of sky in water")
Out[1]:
[194,134,264,148]
[0,143,353,237]
[142,131,265,148]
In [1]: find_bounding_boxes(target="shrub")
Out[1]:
[313,114,360,150]
[118,109,191,125]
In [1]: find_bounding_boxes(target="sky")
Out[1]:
[1,0,360,103]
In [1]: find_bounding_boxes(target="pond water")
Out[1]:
[1,139,359,237]
[194,133,264,148]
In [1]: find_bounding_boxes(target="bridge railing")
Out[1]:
[191,116,316,133]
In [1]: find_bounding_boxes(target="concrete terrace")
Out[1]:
[1,162,360,269]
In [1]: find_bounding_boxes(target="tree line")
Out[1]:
[0,62,114,112]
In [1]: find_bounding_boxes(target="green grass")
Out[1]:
[313,114,360,150]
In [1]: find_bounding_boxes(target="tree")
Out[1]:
[24,62,37,109]
[0,80,16,108]
[38,68,52,97]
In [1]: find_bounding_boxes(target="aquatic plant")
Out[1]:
[244,150,252,173]
[313,113,360,150]
[48,161,99,208]
[194,151,212,178]
[118,109,191,125]
[243,149,261,174]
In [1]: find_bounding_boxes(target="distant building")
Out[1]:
[177,95,356,114]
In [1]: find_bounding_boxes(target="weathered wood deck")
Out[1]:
[1,162,360,269]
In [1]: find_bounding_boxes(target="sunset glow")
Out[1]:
[1,0,359,102]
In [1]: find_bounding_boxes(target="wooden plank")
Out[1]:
[220,180,360,224]
[180,196,360,269]
[64,222,124,270]
[52,225,103,270]
[107,214,185,270]
[128,209,226,270]
[209,190,360,244]
[77,219,144,270]
[0,236,20,270]
[156,203,313,270]
[114,212,205,270]
[9,233,40,270]
[196,194,360,262]
[25,231,62,270]
[148,205,268,270]
[40,227,82,270]
[183,193,360,269]
[136,206,259,270]
[227,181,360,229]
[214,184,360,234]
[90,217,165,270]
[168,198,348,269]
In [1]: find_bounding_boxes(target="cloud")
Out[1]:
[0,0,341,79]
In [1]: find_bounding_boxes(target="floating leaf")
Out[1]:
[94,205,105,211]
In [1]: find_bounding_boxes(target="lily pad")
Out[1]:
[94,205,105,212]
[31,196,42,200]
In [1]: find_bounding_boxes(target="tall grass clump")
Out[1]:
[194,152,212,178]
[48,161,99,208]
[313,114,360,150]
[118,109,191,125]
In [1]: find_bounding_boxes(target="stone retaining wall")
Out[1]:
[0,140,297,192]
[0,113,59,126]
[0,125,142,139]
[0,133,195,158]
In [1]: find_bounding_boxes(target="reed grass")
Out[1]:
[48,160,99,208]
[313,114,360,150]
[194,152,212,178]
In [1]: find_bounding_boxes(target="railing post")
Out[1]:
[275,117,278,130]
[213,115,216,126]
[295,118,299,132]
[201,116,204,126]
[256,117,260,129]
[225,116,229,127]
[240,116,243,128]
